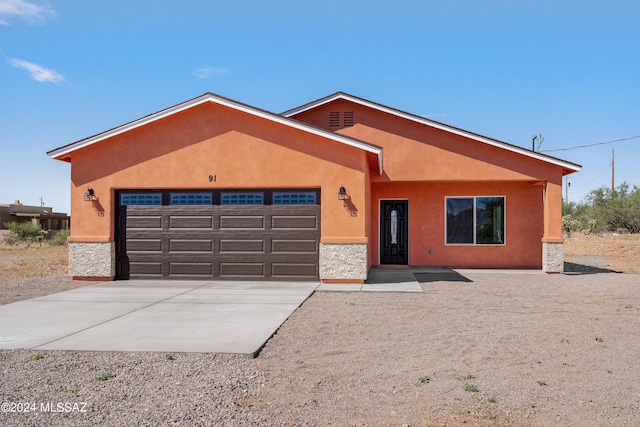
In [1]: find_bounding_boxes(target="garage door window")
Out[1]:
[221,192,264,205]
[120,193,162,205]
[170,193,212,205]
[273,192,317,204]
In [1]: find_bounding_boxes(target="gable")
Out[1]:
[284,92,581,178]
[66,101,375,187]
[48,92,383,175]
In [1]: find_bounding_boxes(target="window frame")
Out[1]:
[444,196,506,246]
[170,193,213,205]
[120,193,163,206]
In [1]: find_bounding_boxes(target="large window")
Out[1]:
[446,196,505,245]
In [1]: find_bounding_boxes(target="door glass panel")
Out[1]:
[390,209,398,245]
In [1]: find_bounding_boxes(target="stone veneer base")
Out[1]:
[542,241,564,273]
[68,242,115,279]
[319,243,367,281]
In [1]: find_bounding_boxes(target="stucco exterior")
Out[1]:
[48,92,580,281]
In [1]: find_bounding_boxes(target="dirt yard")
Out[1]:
[1,234,639,426]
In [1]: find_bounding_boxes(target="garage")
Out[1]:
[116,190,320,280]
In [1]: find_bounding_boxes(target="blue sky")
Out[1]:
[1,0,638,213]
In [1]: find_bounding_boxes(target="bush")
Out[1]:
[562,214,582,235]
[4,221,45,246]
[564,182,640,234]
[49,228,70,246]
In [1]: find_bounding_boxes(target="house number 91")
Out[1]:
[209,175,216,182]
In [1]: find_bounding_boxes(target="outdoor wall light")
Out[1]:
[84,188,95,202]
[338,186,347,200]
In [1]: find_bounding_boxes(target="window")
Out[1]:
[170,193,212,205]
[272,192,317,205]
[221,192,264,205]
[120,193,162,206]
[446,196,505,245]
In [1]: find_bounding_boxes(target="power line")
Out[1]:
[540,135,640,153]
[570,162,613,191]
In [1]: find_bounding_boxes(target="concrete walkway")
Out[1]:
[0,280,317,355]
[317,267,425,292]
[0,268,544,355]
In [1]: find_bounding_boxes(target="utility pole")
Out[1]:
[612,148,615,193]
[565,177,570,203]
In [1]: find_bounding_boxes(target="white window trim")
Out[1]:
[444,195,506,246]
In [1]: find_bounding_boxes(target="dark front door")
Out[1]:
[380,200,408,264]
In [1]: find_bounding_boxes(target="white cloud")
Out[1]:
[8,58,65,84]
[0,0,56,25]
[191,67,230,80]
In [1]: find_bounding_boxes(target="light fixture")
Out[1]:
[338,186,346,201]
[84,188,95,202]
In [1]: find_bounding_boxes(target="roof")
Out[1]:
[282,92,582,175]
[47,93,384,174]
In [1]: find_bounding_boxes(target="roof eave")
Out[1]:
[283,93,582,173]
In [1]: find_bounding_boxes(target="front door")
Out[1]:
[380,200,408,264]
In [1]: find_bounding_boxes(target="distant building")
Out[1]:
[0,200,70,233]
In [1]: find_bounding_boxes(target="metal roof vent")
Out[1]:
[343,112,354,127]
[329,112,340,127]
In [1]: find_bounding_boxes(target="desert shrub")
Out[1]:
[2,233,17,245]
[4,221,45,246]
[564,182,640,234]
[562,214,582,235]
[49,228,70,246]
[587,183,640,233]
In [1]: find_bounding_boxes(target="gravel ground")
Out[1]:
[1,260,640,425]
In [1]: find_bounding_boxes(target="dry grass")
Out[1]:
[0,243,68,279]
[564,232,640,273]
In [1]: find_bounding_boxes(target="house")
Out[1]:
[47,92,580,282]
[0,201,69,237]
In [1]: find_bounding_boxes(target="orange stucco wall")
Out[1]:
[67,102,370,244]
[370,181,544,268]
[290,98,568,269]
[62,95,573,272]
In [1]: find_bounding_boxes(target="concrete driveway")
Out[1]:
[0,280,318,355]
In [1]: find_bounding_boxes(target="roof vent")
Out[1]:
[343,111,354,127]
[329,112,340,127]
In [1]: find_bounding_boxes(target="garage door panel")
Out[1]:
[271,239,318,253]
[126,239,163,252]
[219,239,265,253]
[126,216,163,229]
[169,239,213,252]
[220,262,265,277]
[169,262,213,276]
[129,262,163,275]
[169,215,213,229]
[271,263,318,277]
[272,215,318,229]
[219,215,265,229]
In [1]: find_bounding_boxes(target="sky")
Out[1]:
[1,0,638,214]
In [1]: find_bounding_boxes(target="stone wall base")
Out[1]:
[542,241,564,273]
[69,242,115,279]
[319,243,367,282]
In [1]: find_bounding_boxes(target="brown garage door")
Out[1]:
[116,202,320,280]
